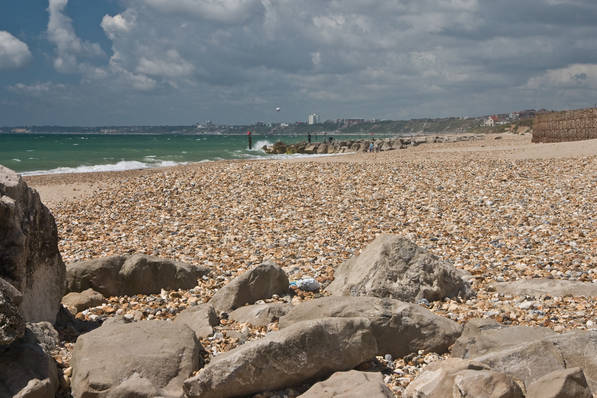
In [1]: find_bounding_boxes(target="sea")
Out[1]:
[0,133,376,176]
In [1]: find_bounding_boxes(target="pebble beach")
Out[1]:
[25,133,597,397]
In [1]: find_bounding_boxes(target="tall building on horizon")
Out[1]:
[307,113,320,125]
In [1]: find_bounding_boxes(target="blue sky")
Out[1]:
[1,0,597,126]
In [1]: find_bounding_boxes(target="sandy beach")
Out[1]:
[24,132,597,396]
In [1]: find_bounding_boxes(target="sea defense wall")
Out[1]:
[533,107,597,143]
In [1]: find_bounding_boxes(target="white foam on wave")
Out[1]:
[21,159,187,176]
[249,139,273,152]
[12,158,21,162]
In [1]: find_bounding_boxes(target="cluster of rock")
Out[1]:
[263,134,484,155]
[3,162,597,398]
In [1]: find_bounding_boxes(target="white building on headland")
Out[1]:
[307,113,320,125]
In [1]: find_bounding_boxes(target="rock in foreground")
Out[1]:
[298,370,393,398]
[0,165,65,323]
[493,278,597,298]
[66,254,209,297]
[184,317,377,398]
[71,320,202,398]
[280,296,462,357]
[209,261,290,312]
[326,234,473,302]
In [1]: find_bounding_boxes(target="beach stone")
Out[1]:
[298,370,393,398]
[209,261,290,313]
[404,358,524,398]
[26,322,60,355]
[61,288,105,314]
[229,302,292,327]
[279,296,461,357]
[0,328,59,398]
[493,278,597,298]
[0,165,65,323]
[183,317,378,398]
[472,330,597,391]
[174,304,219,338]
[71,320,202,398]
[451,318,556,359]
[0,278,25,346]
[526,367,593,398]
[326,234,473,302]
[66,254,209,297]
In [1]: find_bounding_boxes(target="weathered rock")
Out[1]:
[298,370,393,398]
[0,165,65,323]
[66,254,209,297]
[71,320,202,398]
[404,358,524,398]
[493,278,597,298]
[61,288,106,314]
[326,234,473,302]
[183,317,378,398]
[0,328,59,398]
[472,330,597,392]
[451,318,556,359]
[230,302,292,327]
[279,296,461,357]
[209,261,290,313]
[526,367,593,398]
[26,322,60,355]
[317,143,328,154]
[0,278,25,346]
[174,304,219,338]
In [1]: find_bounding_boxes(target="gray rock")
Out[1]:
[66,254,209,297]
[326,234,473,302]
[230,303,292,327]
[279,296,461,357]
[452,318,556,359]
[0,329,59,398]
[298,370,393,398]
[26,322,60,355]
[0,278,25,346]
[62,288,106,314]
[174,304,219,338]
[71,320,202,398]
[404,358,524,398]
[183,317,378,398]
[526,367,593,398]
[493,278,597,298]
[0,165,66,323]
[209,261,290,313]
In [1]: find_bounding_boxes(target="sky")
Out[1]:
[1,0,597,126]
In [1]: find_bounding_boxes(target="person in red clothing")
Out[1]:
[247,130,252,149]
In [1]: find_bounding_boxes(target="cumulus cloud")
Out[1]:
[47,0,104,73]
[0,31,32,69]
[527,64,597,89]
[9,81,66,95]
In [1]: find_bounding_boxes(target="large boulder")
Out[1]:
[61,288,105,314]
[0,327,59,398]
[326,235,473,302]
[451,318,556,359]
[183,317,378,398]
[71,320,202,398]
[0,165,65,323]
[66,254,209,297]
[279,296,461,357]
[209,261,290,313]
[174,304,219,339]
[492,279,597,298]
[0,277,25,346]
[229,302,292,327]
[298,370,393,398]
[526,368,593,398]
[404,358,524,398]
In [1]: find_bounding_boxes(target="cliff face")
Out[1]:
[533,108,597,143]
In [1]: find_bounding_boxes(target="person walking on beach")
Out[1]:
[307,133,311,143]
[247,130,252,150]
[368,141,374,153]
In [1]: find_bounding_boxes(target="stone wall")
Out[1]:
[533,107,597,143]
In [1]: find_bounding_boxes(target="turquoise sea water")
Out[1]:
[0,133,374,175]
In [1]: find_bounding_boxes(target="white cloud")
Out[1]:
[0,31,32,69]
[47,0,104,73]
[101,13,135,40]
[137,50,194,78]
[142,0,263,23]
[9,82,66,96]
[527,64,597,89]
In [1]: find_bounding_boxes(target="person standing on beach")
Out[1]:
[247,130,252,149]
[308,133,311,143]
[369,141,374,153]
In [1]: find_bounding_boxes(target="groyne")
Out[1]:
[533,107,597,143]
